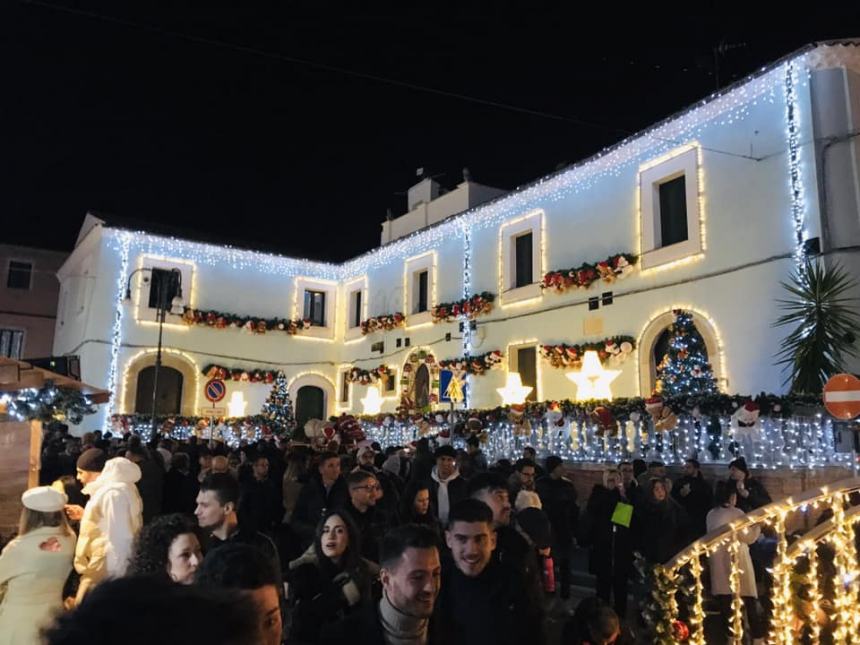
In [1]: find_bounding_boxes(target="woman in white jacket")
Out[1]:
[0,486,76,645]
[706,481,765,644]
[73,455,143,603]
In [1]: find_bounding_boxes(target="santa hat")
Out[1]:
[645,396,664,409]
[743,401,760,413]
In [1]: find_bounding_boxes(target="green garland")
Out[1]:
[540,336,636,368]
[541,253,637,292]
[1,383,97,424]
[182,307,310,335]
[431,292,495,323]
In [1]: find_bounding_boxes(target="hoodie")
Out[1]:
[429,466,467,525]
[74,457,143,602]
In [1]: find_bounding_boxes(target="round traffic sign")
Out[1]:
[205,379,226,403]
[823,373,860,420]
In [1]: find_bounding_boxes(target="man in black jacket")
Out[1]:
[428,445,468,526]
[535,455,578,600]
[340,469,390,564]
[239,453,283,536]
[671,458,713,538]
[436,499,545,645]
[291,452,349,548]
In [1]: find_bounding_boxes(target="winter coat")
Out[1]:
[535,475,579,553]
[340,502,388,564]
[582,485,635,577]
[635,497,689,565]
[409,449,435,484]
[282,477,305,522]
[162,468,197,516]
[428,467,468,526]
[728,477,771,513]
[0,526,75,645]
[240,476,283,534]
[706,505,760,597]
[74,457,143,603]
[671,473,713,538]
[288,552,373,644]
[436,555,546,645]
[291,475,349,547]
[135,457,164,524]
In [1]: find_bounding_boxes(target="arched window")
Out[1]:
[413,364,430,409]
[134,366,183,415]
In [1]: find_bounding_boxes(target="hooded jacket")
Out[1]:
[74,457,143,602]
[429,466,468,526]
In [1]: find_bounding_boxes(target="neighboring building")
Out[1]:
[0,244,68,360]
[54,41,860,434]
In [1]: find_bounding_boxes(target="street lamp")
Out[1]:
[124,267,184,436]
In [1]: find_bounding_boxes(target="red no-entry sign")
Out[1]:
[823,373,860,420]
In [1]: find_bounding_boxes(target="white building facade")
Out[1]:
[54,42,860,436]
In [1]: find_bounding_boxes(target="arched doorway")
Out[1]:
[134,365,183,415]
[296,385,325,430]
[652,326,709,372]
[414,364,430,409]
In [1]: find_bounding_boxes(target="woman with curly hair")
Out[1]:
[128,513,202,584]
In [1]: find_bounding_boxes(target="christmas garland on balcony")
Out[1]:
[182,307,311,335]
[360,313,406,335]
[202,364,280,383]
[540,253,637,292]
[431,292,495,323]
[346,364,394,385]
[540,336,636,369]
[439,350,504,376]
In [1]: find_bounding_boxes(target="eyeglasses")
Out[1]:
[354,484,381,492]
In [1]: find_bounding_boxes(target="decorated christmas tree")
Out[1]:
[655,310,718,396]
[261,371,295,436]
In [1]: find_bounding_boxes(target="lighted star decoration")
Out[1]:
[496,372,533,405]
[566,350,620,401]
[361,385,384,415]
[227,391,247,417]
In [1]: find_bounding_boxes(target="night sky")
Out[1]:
[3,4,858,261]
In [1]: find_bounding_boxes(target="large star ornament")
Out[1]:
[566,350,620,401]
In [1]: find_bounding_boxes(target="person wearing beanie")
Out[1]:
[0,486,76,644]
[535,455,578,601]
[429,445,468,526]
[727,458,771,513]
[74,456,143,603]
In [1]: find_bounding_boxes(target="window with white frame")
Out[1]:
[383,369,397,394]
[404,253,436,324]
[499,210,543,305]
[638,145,703,270]
[6,260,32,290]
[293,277,336,339]
[0,328,24,358]
[304,290,327,326]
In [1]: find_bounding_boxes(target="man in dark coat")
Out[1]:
[436,499,545,645]
[671,458,713,538]
[535,455,578,599]
[291,452,349,548]
[162,452,198,515]
[239,453,283,535]
[339,470,390,564]
[428,445,469,527]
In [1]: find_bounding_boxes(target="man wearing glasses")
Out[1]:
[341,470,390,564]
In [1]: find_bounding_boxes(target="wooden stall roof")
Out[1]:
[0,357,110,404]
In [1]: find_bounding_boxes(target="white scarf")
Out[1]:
[378,591,428,645]
[430,466,459,525]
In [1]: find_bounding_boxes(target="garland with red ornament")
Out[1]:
[346,364,394,385]
[202,364,279,383]
[182,307,311,335]
[360,312,406,335]
[431,292,495,323]
[439,350,504,376]
[539,336,636,369]
[540,253,636,292]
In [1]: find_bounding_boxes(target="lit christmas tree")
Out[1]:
[261,371,296,436]
[655,310,717,396]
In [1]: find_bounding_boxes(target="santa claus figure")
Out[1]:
[645,395,677,457]
[730,401,760,460]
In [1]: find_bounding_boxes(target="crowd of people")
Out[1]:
[0,425,778,644]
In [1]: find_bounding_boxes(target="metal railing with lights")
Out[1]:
[653,477,860,644]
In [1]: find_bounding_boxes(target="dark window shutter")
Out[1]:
[658,176,688,247]
[417,271,428,313]
[517,346,537,402]
[515,233,533,288]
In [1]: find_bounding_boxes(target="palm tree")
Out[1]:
[774,259,860,394]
